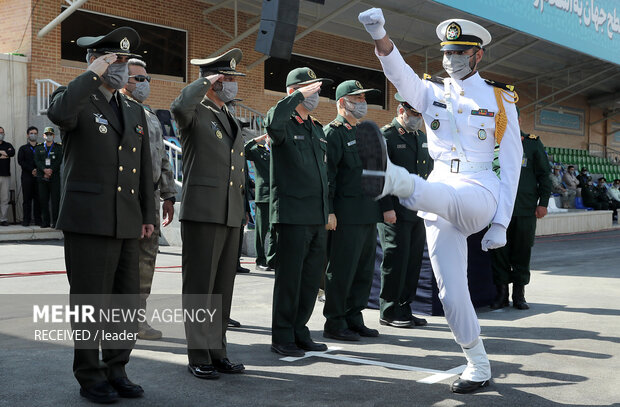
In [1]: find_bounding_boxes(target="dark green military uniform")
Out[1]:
[323,107,382,333]
[265,67,331,346]
[170,49,246,366]
[244,139,275,267]
[47,27,155,390]
[377,117,432,322]
[33,136,63,227]
[491,131,551,286]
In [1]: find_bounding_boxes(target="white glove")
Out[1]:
[358,8,387,40]
[481,223,507,252]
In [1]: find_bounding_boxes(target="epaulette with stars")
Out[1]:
[423,73,444,85]
[527,134,538,140]
[329,120,343,128]
[484,79,515,92]
[381,124,393,132]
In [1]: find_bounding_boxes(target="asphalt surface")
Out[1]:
[1,229,620,406]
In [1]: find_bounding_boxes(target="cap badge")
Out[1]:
[446,22,461,41]
[308,69,317,79]
[355,81,362,89]
[230,58,236,70]
[120,37,130,51]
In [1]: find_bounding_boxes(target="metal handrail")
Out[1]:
[35,78,61,115]
[163,139,183,187]
[236,102,265,137]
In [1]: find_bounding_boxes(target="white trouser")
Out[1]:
[0,176,10,222]
[400,173,497,346]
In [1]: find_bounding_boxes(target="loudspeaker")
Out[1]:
[254,0,300,60]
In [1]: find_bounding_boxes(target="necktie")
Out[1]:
[109,93,122,121]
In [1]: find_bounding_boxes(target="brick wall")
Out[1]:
[22,0,606,152]
[0,0,32,56]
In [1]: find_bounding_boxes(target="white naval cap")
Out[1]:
[436,19,491,51]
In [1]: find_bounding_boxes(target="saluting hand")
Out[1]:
[206,74,224,84]
[298,82,322,99]
[88,53,117,78]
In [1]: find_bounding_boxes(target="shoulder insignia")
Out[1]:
[293,115,304,124]
[397,127,405,135]
[528,134,538,140]
[309,115,322,126]
[381,124,393,131]
[484,79,515,92]
[329,120,343,128]
[423,73,444,85]
[344,123,352,130]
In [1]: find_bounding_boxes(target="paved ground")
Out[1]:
[1,229,620,406]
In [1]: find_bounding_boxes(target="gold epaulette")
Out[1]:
[423,73,444,85]
[329,120,342,128]
[310,115,322,126]
[528,134,538,140]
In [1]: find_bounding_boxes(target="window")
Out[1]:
[264,54,386,108]
[60,9,187,82]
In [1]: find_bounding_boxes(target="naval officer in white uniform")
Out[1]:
[357,8,522,393]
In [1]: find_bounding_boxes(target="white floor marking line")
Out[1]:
[280,347,466,383]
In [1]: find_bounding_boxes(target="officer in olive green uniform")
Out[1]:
[34,127,63,228]
[245,134,275,270]
[47,27,155,403]
[322,80,382,341]
[378,94,432,327]
[170,49,246,379]
[266,67,332,357]
[490,111,551,310]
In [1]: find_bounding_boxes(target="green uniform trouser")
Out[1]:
[491,215,536,286]
[272,223,326,344]
[254,202,275,266]
[64,232,139,388]
[378,217,425,321]
[324,223,377,331]
[138,193,160,312]
[181,221,239,365]
[38,177,61,226]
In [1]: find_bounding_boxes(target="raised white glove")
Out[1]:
[358,8,387,40]
[481,223,507,252]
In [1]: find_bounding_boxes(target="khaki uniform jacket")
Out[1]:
[379,118,433,222]
[47,70,155,239]
[324,115,381,225]
[171,78,245,227]
[264,91,328,225]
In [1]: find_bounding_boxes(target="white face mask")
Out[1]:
[442,53,476,80]
[404,113,423,132]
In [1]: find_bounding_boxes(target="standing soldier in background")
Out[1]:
[490,109,551,311]
[47,27,155,403]
[378,94,432,328]
[323,80,382,342]
[245,133,276,271]
[171,48,246,379]
[0,126,15,226]
[34,127,63,228]
[121,58,177,340]
[17,126,42,226]
[266,67,332,357]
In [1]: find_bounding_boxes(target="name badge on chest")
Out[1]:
[45,158,51,166]
[293,135,305,140]
[396,144,406,149]
[94,113,108,125]
[347,140,356,146]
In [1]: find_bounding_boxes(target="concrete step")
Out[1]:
[0,224,63,242]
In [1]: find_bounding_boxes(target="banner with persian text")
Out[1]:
[432,0,620,65]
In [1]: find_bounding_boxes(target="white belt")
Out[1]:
[435,159,493,174]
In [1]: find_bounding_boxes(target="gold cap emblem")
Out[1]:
[120,37,130,51]
[308,69,317,79]
[446,22,461,41]
[230,58,236,70]
[355,81,362,89]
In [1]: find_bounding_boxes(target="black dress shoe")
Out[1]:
[108,377,144,398]
[0,221,9,226]
[323,328,361,341]
[349,325,379,337]
[356,121,388,197]
[227,318,241,328]
[380,318,413,328]
[213,358,245,374]
[451,378,490,393]
[271,342,305,357]
[21,221,30,227]
[188,364,220,380]
[512,284,530,310]
[411,315,428,326]
[295,339,328,352]
[40,223,50,228]
[490,284,509,309]
[79,381,119,404]
[237,265,250,273]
